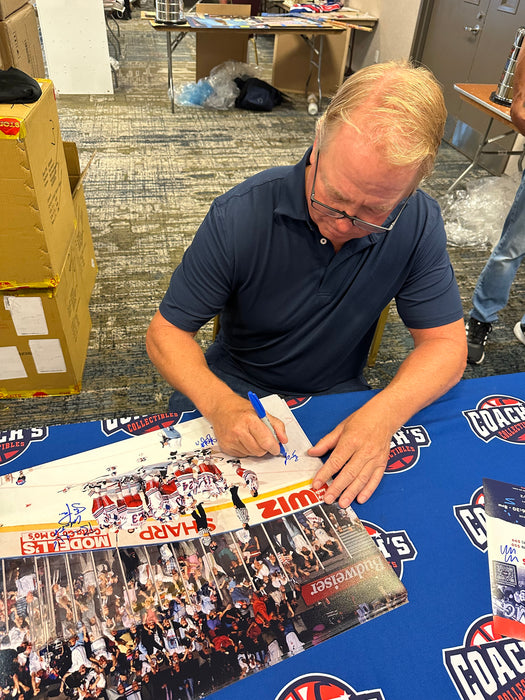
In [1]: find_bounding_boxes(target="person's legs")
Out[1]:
[470,170,525,324]
[229,485,245,510]
[467,170,525,364]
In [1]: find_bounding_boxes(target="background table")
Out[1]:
[145,12,350,111]
[3,372,525,699]
[450,83,525,192]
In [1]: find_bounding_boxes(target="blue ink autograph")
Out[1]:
[195,434,217,448]
[284,449,298,466]
[500,544,519,563]
[52,503,93,549]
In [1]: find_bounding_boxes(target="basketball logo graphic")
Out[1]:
[286,396,311,409]
[275,673,384,700]
[463,394,525,444]
[0,427,48,466]
[362,521,416,578]
[101,413,182,437]
[386,425,431,473]
[454,486,487,552]
[463,615,502,647]
[442,615,525,700]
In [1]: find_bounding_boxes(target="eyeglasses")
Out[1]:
[309,151,411,234]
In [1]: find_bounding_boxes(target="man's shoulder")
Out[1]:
[410,188,441,218]
[216,164,294,206]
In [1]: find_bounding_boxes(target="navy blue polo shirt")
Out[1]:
[159,148,463,395]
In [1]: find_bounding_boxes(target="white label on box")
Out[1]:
[29,339,67,374]
[4,296,48,336]
[0,347,28,380]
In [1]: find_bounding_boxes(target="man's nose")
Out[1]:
[333,216,357,231]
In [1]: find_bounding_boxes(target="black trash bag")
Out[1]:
[0,66,42,104]
[234,76,285,112]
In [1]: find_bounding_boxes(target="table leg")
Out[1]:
[166,31,187,113]
[167,33,174,113]
[317,35,324,106]
[447,117,494,193]
[302,34,323,107]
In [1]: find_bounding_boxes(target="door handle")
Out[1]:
[464,24,481,35]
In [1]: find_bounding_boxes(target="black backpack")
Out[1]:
[0,67,42,103]
[234,77,285,112]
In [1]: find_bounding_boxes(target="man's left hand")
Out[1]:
[308,403,393,507]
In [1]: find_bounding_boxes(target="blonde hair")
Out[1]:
[315,60,446,179]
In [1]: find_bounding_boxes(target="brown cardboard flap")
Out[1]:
[63,141,96,197]
[196,3,251,16]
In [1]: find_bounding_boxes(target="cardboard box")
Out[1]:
[0,2,45,77]
[194,3,251,80]
[0,0,26,21]
[0,79,77,289]
[272,29,350,96]
[63,140,98,296]
[0,197,97,398]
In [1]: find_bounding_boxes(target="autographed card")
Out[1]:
[0,395,324,557]
[484,477,525,640]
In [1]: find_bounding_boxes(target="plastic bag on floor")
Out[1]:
[442,171,522,248]
[171,61,258,110]
[172,78,214,106]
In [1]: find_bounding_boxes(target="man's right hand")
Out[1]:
[207,394,287,458]
[146,312,288,457]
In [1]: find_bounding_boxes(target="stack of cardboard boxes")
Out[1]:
[0,0,45,78]
[0,79,97,398]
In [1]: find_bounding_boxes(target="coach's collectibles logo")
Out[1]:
[361,520,417,578]
[101,413,182,437]
[463,395,525,444]
[443,614,525,700]
[275,673,384,700]
[0,428,48,465]
[386,424,431,473]
[286,396,311,409]
[454,486,487,552]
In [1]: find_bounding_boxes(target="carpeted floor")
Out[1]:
[2,8,524,431]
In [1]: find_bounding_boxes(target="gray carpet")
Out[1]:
[1,10,524,430]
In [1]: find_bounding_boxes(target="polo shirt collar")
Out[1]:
[274,147,313,222]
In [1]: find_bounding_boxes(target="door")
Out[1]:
[418,0,525,173]
[420,0,490,124]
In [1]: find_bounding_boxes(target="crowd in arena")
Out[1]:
[0,503,395,700]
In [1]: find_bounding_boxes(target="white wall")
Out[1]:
[349,0,423,69]
[37,0,113,94]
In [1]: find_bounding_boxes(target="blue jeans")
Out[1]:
[470,168,525,325]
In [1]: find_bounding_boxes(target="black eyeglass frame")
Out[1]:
[309,150,412,234]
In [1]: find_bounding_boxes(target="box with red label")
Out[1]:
[0,78,77,289]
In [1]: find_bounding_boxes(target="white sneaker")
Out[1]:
[513,321,525,345]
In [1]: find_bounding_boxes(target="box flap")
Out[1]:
[196,3,251,16]
[63,140,96,196]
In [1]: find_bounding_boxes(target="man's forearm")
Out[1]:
[145,311,238,418]
[369,331,467,436]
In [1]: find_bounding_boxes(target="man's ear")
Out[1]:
[310,141,318,166]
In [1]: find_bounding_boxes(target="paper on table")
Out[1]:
[0,395,323,556]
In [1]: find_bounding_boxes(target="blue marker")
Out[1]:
[247,391,287,458]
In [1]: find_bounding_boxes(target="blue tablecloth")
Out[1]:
[3,372,525,700]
